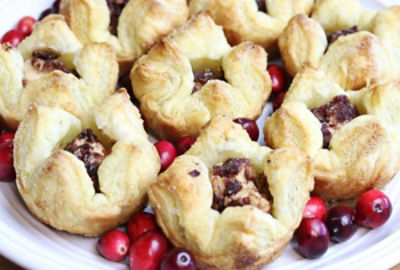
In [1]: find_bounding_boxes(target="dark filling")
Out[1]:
[39,0,61,21]
[189,170,200,177]
[192,68,225,94]
[31,49,73,74]
[311,95,359,149]
[107,0,129,36]
[65,129,110,192]
[255,0,267,13]
[327,26,359,44]
[211,158,270,213]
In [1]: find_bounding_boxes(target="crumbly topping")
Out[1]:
[327,26,359,44]
[23,49,78,86]
[311,95,359,148]
[65,129,109,192]
[32,50,60,60]
[31,49,71,74]
[211,158,270,213]
[107,0,129,36]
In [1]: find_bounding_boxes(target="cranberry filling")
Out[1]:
[327,26,359,44]
[211,158,271,213]
[311,95,359,149]
[31,49,74,74]
[255,0,267,13]
[65,129,110,192]
[107,0,129,36]
[192,68,225,94]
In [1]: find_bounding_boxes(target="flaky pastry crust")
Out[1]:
[311,0,377,33]
[279,6,400,90]
[14,90,161,236]
[148,116,313,270]
[189,0,314,55]
[130,13,271,142]
[264,65,400,200]
[0,15,118,129]
[60,0,188,70]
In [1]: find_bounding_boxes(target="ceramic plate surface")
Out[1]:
[0,0,399,269]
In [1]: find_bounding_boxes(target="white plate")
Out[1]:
[1,0,400,269]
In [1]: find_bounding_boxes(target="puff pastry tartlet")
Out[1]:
[14,90,161,236]
[279,2,400,90]
[264,65,400,200]
[60,0,189,70]
[189,0,314,55]
[0,15,118,130]
[130,13,271,142]
[148,116,313,270]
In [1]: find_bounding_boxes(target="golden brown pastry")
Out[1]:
[0,15,118,130]
[14,89,161,236]
[279,2,400,90]
[264,65,400,200]
[148,116,313,270]
[311,0,377,33]
[130,13,271,142]
[189,0,314,55]
[60,0,189,71]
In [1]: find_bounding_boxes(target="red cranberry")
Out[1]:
[326,205,357,243]
[0,132,15,145]
[129,231,169,270]
[1,30,25,47]
[295,217,329,259]
[97,229,130,262]
[273,91,287,111]
[155,141,176,172]
[52,0,61,11]
[303,195,327,221]
[176,136,196,155]
[160,248,196,270]
[267,64,286,93]
[127,212,158,241]
[17,16,36,36]
[356,190,392,229]
[0,142,15,182]
[233,118,259,141]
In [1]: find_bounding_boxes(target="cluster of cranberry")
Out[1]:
[267,64,288,111]
[0,0,61,48]
[97,212,196,270]
[1,16,36,47]
[296,191,392,259]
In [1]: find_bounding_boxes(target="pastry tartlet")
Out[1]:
[0,15,118,130]
[189,0,314,55]
[130,12,271,142]
[148,116,313,270]
[60,0,189,70]
[14,90,161,236]
[264,65,400,200]
[279,2,400,90]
